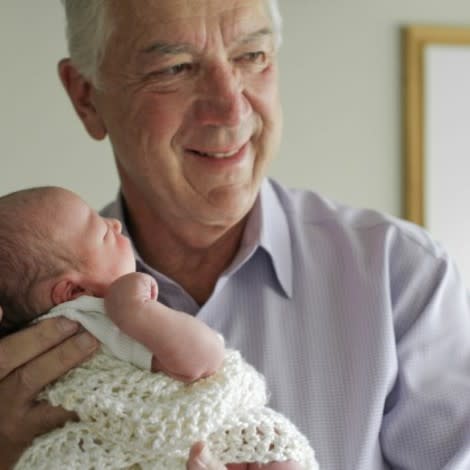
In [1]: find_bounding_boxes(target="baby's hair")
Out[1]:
[0,187,79,337]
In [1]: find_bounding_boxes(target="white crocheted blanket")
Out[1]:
[15,349,318,469]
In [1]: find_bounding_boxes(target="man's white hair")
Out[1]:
[61,0,282,87]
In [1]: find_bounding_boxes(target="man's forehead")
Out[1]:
[110,0,267,17]
[109,0,270,37]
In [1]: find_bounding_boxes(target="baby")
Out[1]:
[0,186,224,383]
[0,187,317,470]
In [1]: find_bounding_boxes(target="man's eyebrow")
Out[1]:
[141,42,195,56]
[140,28,274,56]
[234,27,274,46]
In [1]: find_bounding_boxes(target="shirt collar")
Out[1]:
[255,178,293,298]
[101,178,293,298]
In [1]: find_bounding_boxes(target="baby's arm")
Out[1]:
[104,272,224,382]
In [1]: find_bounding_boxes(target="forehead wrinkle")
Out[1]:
[119,1,269,39]
[104,1,273,81]
[234,27,274,46]
[141,42,196,56]
[140,26,273,58]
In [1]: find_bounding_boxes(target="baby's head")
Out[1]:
[0,186,135,336]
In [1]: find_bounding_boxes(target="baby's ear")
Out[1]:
[51,279,86,305]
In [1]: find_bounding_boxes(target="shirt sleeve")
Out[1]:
[381,229,470,469]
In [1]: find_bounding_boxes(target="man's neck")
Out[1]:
[123,197,247,306]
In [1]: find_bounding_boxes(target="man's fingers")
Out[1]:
[245,462,303,469]
[187,442,227,470]
[29,401,78,437]
[0,403,78,468]
[0,319,96,467]
[6,330,98,401]
[0,318,80,380]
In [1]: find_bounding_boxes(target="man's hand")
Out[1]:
[187,442,227,470]
[0,317,98,469]
[186,442,302,470]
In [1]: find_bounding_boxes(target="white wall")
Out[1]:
[1,2,118,209]
[426,45,470,285]
[1,0,470,213]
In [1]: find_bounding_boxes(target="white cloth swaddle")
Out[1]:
[15,296,319,470]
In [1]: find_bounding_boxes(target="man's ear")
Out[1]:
[58,58,107,141]
[51,278,89,306]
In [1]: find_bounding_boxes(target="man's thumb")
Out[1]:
[187,442,226,470]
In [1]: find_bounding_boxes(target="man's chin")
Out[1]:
[205,185,257,220]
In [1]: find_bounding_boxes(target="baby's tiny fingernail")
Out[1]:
[216,333,225,345]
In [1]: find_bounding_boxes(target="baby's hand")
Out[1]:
[104,272,160,343]
[106,272,158,306]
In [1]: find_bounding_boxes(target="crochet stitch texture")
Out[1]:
[15,349,319,469]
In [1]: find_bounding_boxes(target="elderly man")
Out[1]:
[1,1,470,469]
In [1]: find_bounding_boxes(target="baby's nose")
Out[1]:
[110,218,122,233]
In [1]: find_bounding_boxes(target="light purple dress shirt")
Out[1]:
[101,178,470,470]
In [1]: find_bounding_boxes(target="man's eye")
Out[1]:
[157,63,194,76]
[235,51,267,64]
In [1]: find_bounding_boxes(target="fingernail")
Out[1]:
[75,332,98,351]
[58,318,79,334]
[216,333,225,345]
[197,445,213,468]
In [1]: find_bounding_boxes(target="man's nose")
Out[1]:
[193,63,251,127]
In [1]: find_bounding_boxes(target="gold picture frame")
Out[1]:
[402,25,470,226]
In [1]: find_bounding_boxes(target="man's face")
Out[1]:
[91,0,282,233]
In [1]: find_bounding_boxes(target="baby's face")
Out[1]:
[53,190,135,294]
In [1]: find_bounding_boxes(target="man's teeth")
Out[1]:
[193,148,240,158]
